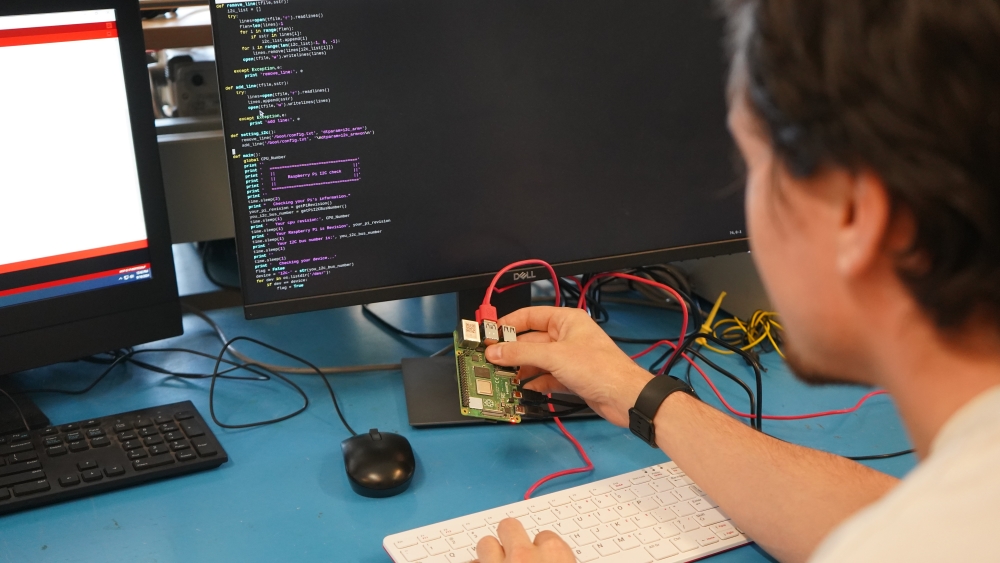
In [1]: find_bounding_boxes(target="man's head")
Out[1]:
[721,0,1000,384]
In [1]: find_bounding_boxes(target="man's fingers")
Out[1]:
[514,331,553,344]
[522,374,572,395]
[485,341,558,369]
[497,306,579,335]
[496,518,533,552]
[476,535,504,563]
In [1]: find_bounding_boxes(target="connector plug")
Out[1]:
[475,304,498,324]
[482,320,500,345]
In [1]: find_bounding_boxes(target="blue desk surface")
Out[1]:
[0,294,915,563]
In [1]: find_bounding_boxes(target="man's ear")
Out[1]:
[836,170,892,278]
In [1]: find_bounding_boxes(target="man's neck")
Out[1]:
[873,315,1000,458]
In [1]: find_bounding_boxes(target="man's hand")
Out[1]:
[485,307,653,427]
[476,519,575,563]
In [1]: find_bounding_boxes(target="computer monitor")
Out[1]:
[209,0,746,321]
[0,0,182,430]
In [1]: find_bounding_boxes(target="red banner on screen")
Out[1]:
[0,21,118,48]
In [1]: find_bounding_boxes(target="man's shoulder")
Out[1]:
[810,420,1000,562]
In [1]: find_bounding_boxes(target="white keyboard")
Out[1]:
[384,461,750,563]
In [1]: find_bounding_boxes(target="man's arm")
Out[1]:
[481,307,898,563]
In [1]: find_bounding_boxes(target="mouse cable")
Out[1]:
[361,304,452,339]
[184,304,404,375]
[211,335,357,436]
[524,399,594,499]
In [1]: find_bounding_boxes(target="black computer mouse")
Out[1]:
[341,428,416,498]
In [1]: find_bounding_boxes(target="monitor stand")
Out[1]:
[401,284,596,427]
[0,377,50,434]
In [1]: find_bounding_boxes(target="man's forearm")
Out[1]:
[653,392,899,563]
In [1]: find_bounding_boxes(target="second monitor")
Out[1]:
[210,0,745,319]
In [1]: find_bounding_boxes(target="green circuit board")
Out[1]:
[455,332,522,423]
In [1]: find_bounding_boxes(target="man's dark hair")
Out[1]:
[723,0,1000,329]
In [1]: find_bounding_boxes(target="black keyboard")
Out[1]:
[0,401,228,515]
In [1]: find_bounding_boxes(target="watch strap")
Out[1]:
[629,376,695,447]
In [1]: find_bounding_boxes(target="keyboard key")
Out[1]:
[117,431,138,441]
[592,494,616,508]
[58,475,80,487]
[571,545,599,562]
[461,519,486,530]
[68,441,88,453]
[170,441,190,452]
[651,507,677,523]
[65,432,83,442]
[506,505,529,518]
[400,545,428,561]
[550,505,576,520]
[83,419,100,428]
[12,479,50,497]
[139,427,159,438]
[654,523,680,539]
[669,475,692,487]
[671,487,698,502]
[531,511,557,526]
[43,437,61,447]
[547,495,573,507]
[634,498,659,512]
[181,422,205,438]
[174,410,195,421]
[445,533,472,549]
[635,529,660,545]
[527,501,548,513]
[689,497,716,511]
[692,527,720,547]
[612,533,641,551]
[648,470,667,480]
[128,449,148,460]
[670,503,696,518]
[594,541,620,556]
[418,531,441,542]
[60,424,79,432]
[86,428,105,439]
[589,485,611,495]
[165,431,185,442]
[710,521,740,540]
[614,503,639,518]
[609,479,630,490]
[611,489,636,503]
[569,529,597,546]
[572,514,600,529]
[485,514,506,525]
[690,485,706,496]
[466,528,493,543]
[513,515,534,530]
[133,456,175,471]
[674,517,700,533]
[144,435,164,446]
[46,446,67,457]
[630,513,658,529]
[650,480,674,494]
[149,445,170,456]
[176,451,197,462]
[4,442,33,455]
[0,459,40,478]
[631,483,656,498]
[5,451,37,465]
[645,541,680,560]
[612,519,637,534]
[570,491,591,502]
[104,465,125,478]
[134,418,153,428]
[40,427,58,436]
[112,422,130,433]
[423,539,450,556]
[552,520,579,534]
[595,508,619,523]
[670,532,700,553]
[591,524,617,541]
[653,492,677,506]
[193,440,217,457]
[154,414,173,425]
[694,509,726,527]
[572,499,597,513]
[630,475,651,485]
[90,437,110,448]
[77,460,97,471]
[81,469,103,483]
[667,466,685,476]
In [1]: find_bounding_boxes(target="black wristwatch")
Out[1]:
[629,376,697,447]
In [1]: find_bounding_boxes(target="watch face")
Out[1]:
[628,408,657,447]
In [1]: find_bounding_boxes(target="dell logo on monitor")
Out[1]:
[512,271,537,281]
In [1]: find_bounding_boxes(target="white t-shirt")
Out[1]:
[809,385,1000,562]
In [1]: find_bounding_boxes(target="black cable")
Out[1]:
[22,352,133,395]
[0,386,30,432]
[361,304,451,339]
[686,347,756,425]
[844,449,915,461]
[210,336,357,436]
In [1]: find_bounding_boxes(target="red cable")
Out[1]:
[524,399,594,500]
[632,340,890,421]
[482,259,561,311]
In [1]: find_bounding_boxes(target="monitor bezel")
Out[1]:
[0,0,181,374]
